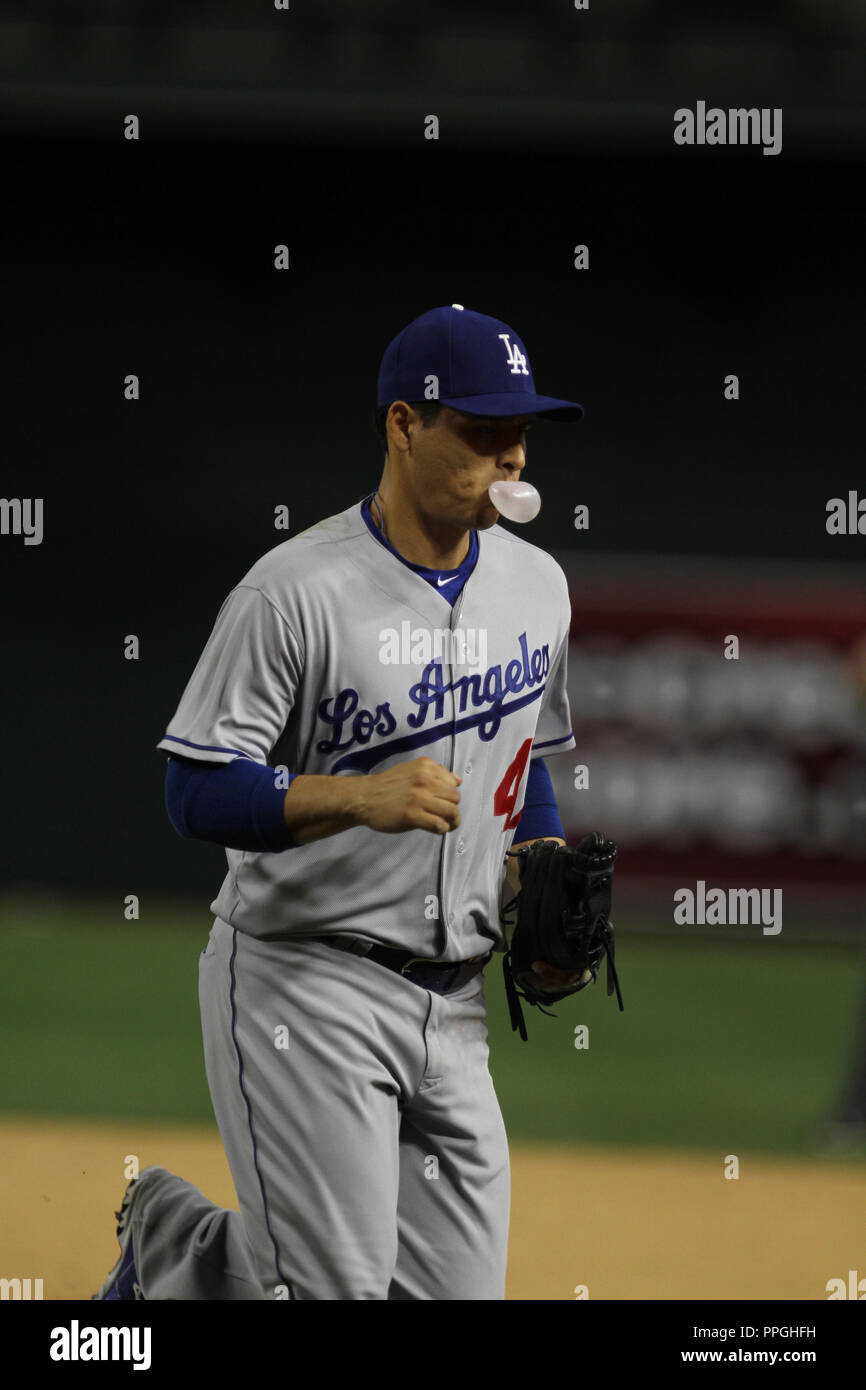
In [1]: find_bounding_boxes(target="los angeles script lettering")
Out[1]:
[316,632,550,753]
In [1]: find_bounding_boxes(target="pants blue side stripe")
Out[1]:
[228,927,294,1300]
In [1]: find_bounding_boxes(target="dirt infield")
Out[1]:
[1,1115,863,1300]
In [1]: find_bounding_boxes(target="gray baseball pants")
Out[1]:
[125,918,511,1300]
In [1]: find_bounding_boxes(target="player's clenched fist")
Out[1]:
[283,757,461,844]
[360,757,462,836]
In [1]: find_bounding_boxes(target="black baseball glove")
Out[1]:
[501,834,624,1041]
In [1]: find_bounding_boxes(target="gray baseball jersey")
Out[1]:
[157,499,576,958]
[136,497,576,1300]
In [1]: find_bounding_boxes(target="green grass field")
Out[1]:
[1,897,863,1157]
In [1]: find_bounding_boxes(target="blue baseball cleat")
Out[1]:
[92,1171,152,1300]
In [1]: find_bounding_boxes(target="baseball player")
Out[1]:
[95,304,586,1301]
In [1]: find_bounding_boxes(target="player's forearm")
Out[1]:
[504,760,567,894]
[282,774,367,844]
[285,758,461,842]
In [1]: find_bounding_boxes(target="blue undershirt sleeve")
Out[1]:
[165,755,298,852]
[515,757,566,843]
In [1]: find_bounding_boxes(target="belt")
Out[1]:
[323,937,493,996]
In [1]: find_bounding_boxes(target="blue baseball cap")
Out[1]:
[376,304,584,421]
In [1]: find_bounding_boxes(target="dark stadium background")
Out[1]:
[4,135,862,893]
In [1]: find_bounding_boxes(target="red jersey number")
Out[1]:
[493,737,533,832]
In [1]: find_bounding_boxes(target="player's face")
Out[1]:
[409,407,536,530]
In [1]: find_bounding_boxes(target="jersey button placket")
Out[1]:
[439,592,465,951]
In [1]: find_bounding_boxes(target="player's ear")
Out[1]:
[386,401,413,455]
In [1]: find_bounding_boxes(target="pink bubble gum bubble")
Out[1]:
[488,479,541,523]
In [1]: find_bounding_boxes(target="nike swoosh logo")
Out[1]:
[437,575,459,587]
